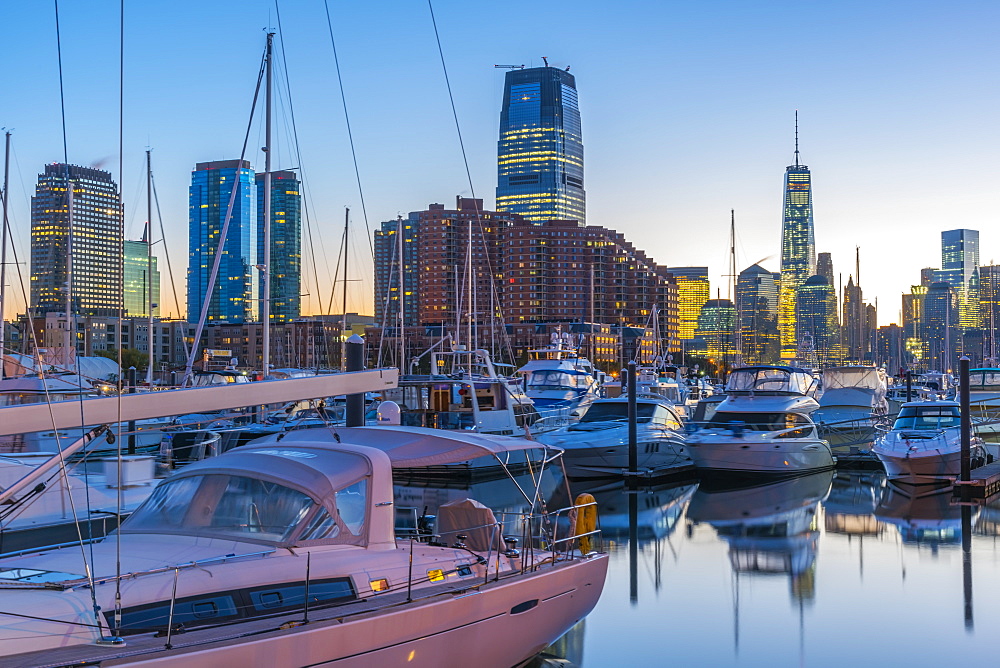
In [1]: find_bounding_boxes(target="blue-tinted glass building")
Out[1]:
[496,66,585,225]
[256,170,301,322]
[187,160,255,324]
[936,228,979,331]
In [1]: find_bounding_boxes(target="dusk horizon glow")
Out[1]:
[3,1,998,327]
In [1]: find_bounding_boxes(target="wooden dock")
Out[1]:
[953,461,1000,500]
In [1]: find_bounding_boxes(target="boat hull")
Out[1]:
[873,446,985,484]
[7,555,609,668]
[687,437,835,476]
[561,440,692,478]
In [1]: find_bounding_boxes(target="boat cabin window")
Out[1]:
[580,402,669,424]
[527,370,586,390]
[121,473,360,544]
[709,411,812,434]
[893,406,960,430]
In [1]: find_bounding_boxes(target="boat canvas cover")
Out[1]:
[819,367,887,408]
[725,367,814,395]
[276,426,556,467]
[2,353,119,381]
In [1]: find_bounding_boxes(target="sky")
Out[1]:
[2,0,998,326]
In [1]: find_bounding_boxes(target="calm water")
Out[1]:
[405,469,1000,667]
[552,471,1000,667]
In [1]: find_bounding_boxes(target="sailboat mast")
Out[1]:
[0,131,9,381]
[261,31,274,378]
[397,215,405,369]
[340,207,349,371]
[466,213,473,352]
[145,149,154,384]
[64,166,74,355]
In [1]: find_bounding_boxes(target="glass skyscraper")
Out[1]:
[30,164,123,317]
[778,127,816,361]
[123,238,160,318]
[937,229,979,332]
[187,160,255,324]
[256,170,302,322]
[736,263,779,365]
[496,66,585,224]
[666,267,710,341]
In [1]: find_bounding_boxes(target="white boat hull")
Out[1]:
[873,446,985,484]
[561,440,692,478]
[6,555,608,668]
[687,437,835,476]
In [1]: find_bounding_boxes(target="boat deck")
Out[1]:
[4,557,589,667]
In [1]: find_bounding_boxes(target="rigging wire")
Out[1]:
[426,0,516,366]
[112,0,126,636]
[273,2,332,366]
[322,1,375,260]
[51,0,106,638]
[182,47,268,385]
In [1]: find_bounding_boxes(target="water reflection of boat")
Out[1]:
[688,471,833,600]
[875,483,978,546]
[822,471,887,536]
[523,619,586,668]
[552,478,696,542]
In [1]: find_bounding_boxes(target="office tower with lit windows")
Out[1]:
[796,275,839,367]
[923,282,958,371]
[667,267,710,342]
[937,229,980,332]
[187,160,255,324]
[123,238,160,318]
[496,65,585,224]
[736,264,779,365]
[981,264,1000,365]
[256,170,301,322]
[777,119,816,361]
[30,164,124,317]
[691,299,738,371]
[374,214,420,328]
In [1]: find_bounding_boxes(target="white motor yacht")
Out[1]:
[872,400,988,484]
[0,426,607,667]
[813,366,889,450]
[686,366,834,476]
[536,396,692,479]
[516,332,604,413]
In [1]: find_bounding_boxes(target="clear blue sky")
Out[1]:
[3,1,998,324]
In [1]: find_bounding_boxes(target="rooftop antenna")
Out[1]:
[794,110,800,167]
[855,246,860,287]
[541,56,549,67]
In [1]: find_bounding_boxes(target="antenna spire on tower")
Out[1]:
[794,110,800,167]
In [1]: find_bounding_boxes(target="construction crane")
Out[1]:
[494,64,524,70]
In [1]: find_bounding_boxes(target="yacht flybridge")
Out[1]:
[687,366,835,476]
[516,331,604,412]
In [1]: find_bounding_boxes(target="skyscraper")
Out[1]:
[256,170,301,322]
[923,282,958,371]
[937,229,979,331]
[187,160,255,324]
[691,299,738,373]
[374,214,420,328]
[796,275,838,367]
[735,264,779,365]
[496,65,585,224]
[667,267,710,342]
[123,238,160,318]
[980,264,1000,365]
[30,164,123,317]
[777,116,816,361]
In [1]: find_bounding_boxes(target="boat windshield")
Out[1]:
[580,402,660,423]
[893,407,960,430]
[121,473,364,544]
[528,370,588,390]
[708,411,811,432]
[726,368,814,395]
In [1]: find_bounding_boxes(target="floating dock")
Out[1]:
[953,461,1000,501]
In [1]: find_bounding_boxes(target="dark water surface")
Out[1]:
[565,471,998,667]
[398,469,1000,667]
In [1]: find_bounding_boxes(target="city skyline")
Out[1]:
[1,1,998,326]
